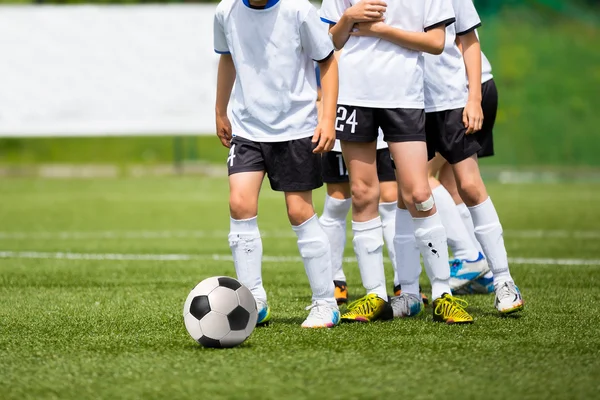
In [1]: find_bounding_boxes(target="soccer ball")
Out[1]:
[183,276,258,348]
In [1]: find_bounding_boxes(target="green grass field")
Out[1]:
[1,177,599,400]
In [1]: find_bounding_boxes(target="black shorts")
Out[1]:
[474,79,498,158]
[425,108,481,164]
[322,148,396,184]
[227,136,323,192]
[335,105,426,143]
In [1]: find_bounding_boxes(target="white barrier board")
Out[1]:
[0,5,220,137]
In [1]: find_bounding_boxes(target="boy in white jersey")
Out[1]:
[214,0,341,328]
[430,45,499,295]
[321,0,474,324]
[422,0,523,314]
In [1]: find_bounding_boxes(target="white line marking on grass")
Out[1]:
[1,251,599,267]
[1,229,599,240]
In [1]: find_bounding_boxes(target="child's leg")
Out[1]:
[320,182,352,283]
[285,191,336,305]
[439,161,484,254]
[228,170,267,303]
[388,140,451,302]
[341,140,387,300]
[378,157,399,287]
[451,155,513,287]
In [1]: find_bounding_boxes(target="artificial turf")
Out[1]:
[1,177,599,399]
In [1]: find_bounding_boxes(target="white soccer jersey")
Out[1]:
[214,0,334,142]
[332,130,387,152]
[481,50,493,83]
[320,0,455,109]
[423,0,481,112]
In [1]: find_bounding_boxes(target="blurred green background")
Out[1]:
[0,0,598,168]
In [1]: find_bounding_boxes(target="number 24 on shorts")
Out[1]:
[335,106,358,133]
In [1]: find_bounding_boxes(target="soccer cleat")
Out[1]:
[341,293,389,323]
[432,293,474,324]
[301,300,341,328]
[449,253,490,291]
[256,299,272,326]
[390,293,424,318]
[454,274,494,295]
[494,281,524,314]
[393,284,429,306]
[334,280,348,305]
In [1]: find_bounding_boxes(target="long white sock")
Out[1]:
[352,217,388,300]
[457,202,483,254]
[292,214,336,305]
[228,217,267,303]
[413,212,452,301]
[319,195,351,282]
[379,201,398,284]
[469,197,513,286]
[432,185,480,261]
[393,208,422,297]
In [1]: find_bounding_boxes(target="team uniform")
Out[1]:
[320,0,474,324]
[214,0,341,328]
[423,0,524,314]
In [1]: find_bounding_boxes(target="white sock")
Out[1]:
[432,185,480,261]
[457,202,483,254]
[319,195,351,282]
[379,201,398,282]
[352,217,388,300]
[228,217,266,303]
[393,208,421,297]
[413,212,452,301]
[292,215,336,305]
[469,197,513,286]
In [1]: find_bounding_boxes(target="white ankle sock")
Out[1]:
[432,185,479,261]
[292,215,336,305]
[393,208,421,297]
[228,216,267,303]
[413,212,452,300]
[352,217,388,300]
[469,197,513,286]
[379,201,398,278]
[319,195,352,282]
[457,202,483,254]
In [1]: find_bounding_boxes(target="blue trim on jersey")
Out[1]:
[214,49,231,55]
[242,0,280,9]
[320,17,337,25]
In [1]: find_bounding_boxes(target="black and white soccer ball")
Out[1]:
[183,276,258,348]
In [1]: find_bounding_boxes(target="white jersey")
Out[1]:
[214,0,334,142]
[332,130,387,152]
[423,0,481,112]
[320,0,455,109]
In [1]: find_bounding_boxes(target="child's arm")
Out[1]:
[349,22,447,55]
[458,30,483,134]
[215,54,236,148]
[312,54,339,153]
[328,0,387,50]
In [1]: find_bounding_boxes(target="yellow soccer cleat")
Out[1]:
[432,293,474,324]
[341,293,389,323]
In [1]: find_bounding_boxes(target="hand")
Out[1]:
[312,119,335,153]
[216,113,233,148]
[463,100,484,135]
[349,21,387,37]
[346,0,387,23]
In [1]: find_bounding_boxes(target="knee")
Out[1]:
[229,192,258,220]
[351,180,379,211]
[379,182,397,203]
[286,200,315,226]
[402,187,432,210]
[457,175,485,205]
